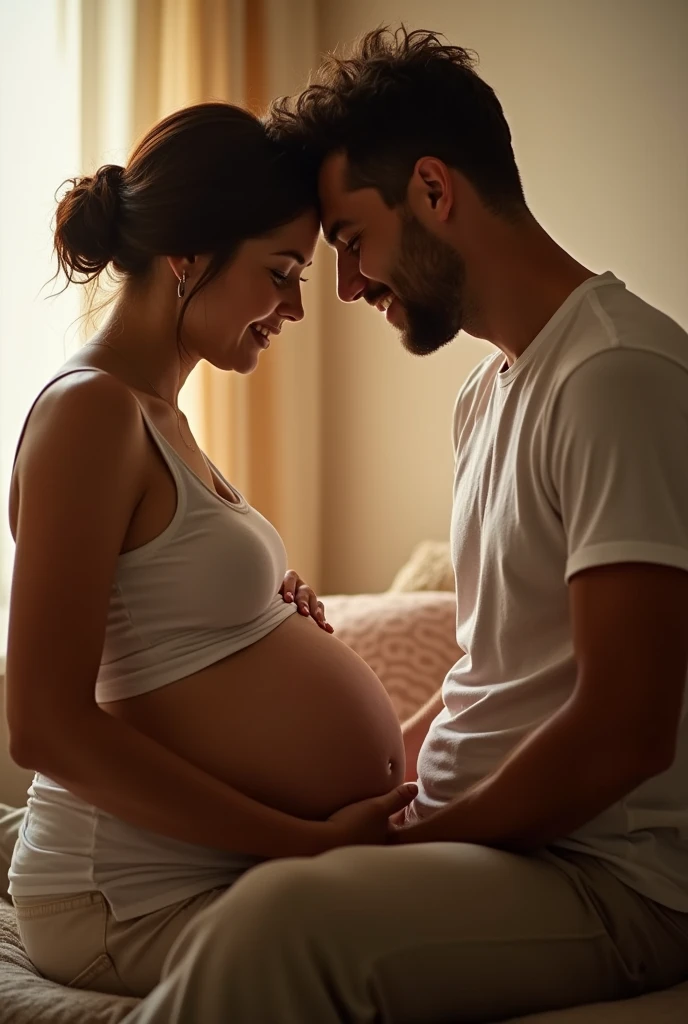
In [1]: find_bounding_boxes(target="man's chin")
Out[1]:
[389,298,461,356]
[401,325,460,357]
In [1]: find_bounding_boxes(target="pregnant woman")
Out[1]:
[5,102,412,998]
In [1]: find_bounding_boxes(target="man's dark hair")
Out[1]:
[267,26,526,217]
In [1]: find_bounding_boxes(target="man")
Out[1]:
[128,27,688,1023]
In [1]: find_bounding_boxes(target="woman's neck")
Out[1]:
[91,284,198,406]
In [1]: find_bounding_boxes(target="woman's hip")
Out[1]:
[13,885,227,997]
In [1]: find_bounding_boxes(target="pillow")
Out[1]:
[323,591,460,721]
[389,540,454,593]
[0,804,25,903]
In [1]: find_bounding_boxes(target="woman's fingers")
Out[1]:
[311,594,327,627]
[281,570,300,602]
[284,574,335,633]
[381,783,418,817]
[389,808,408,828]
[296,585,312,616]
[306,592,334,632]
[294,584,315,617]
[316,600,335,633]
[320,603,335,632]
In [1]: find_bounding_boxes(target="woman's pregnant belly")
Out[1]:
[102,613,405,820]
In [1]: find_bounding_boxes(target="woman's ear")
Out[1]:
[166,255,196,289]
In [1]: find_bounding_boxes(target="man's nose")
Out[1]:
[336,251,367,303]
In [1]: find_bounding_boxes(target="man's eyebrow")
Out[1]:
[272,249,309,266]
[324,219,353,246]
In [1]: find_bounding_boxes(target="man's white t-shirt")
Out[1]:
[410,272,688,911]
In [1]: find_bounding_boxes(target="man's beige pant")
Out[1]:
[15,844,688,1023]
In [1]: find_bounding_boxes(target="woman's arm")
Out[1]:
[6,373,335,858]
[17,704,333,857]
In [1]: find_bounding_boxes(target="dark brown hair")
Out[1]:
[54,102,318,312]
[267,26,526,216]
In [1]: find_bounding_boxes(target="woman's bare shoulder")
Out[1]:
[10,364,146,537]
[18,364,142,463]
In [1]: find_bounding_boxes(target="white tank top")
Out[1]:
[9,368,297,919]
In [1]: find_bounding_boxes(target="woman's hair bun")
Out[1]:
[54,163,125,282]
[52,101,319,297]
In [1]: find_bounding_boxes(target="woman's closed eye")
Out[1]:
[271,269,309,288]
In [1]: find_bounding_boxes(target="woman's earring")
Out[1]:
[177,271,186,299]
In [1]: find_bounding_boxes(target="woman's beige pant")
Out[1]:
[13,885,226,997]
[15,844,688,1023]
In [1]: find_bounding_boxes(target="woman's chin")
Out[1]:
[208,345,261,375]
[239,352,262,374]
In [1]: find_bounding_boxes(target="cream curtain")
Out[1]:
[82,0,323,588]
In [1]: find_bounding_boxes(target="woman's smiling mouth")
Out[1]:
[250,323,273,349]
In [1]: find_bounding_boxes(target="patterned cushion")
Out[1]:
[389,540,454,593]
[323,591,460,721]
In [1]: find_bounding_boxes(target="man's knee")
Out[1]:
[224,848,379,943]
[210,856,340,938]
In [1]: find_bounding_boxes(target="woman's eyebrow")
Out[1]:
[271,249,308,265]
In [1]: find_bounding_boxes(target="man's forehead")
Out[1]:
[318,151,349,198]
[317,152,350,234]
[319,152,357,241]
[318,153,391,245]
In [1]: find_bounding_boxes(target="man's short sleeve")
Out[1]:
[548,349,688,581]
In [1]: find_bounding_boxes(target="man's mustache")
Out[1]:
[364,284,392,306]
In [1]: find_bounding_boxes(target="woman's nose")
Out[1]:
[279,291,305,323]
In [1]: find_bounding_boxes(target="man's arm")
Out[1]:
[396,563,688,849]
[401,687,446,782]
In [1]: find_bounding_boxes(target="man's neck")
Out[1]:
[461,217,596,366]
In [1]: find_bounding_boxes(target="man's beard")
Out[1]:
[390,212,466,356]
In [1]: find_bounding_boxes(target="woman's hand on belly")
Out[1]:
[325,782,418,848]
[280,569,334,633]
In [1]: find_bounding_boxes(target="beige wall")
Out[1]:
[317,0,688,594]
